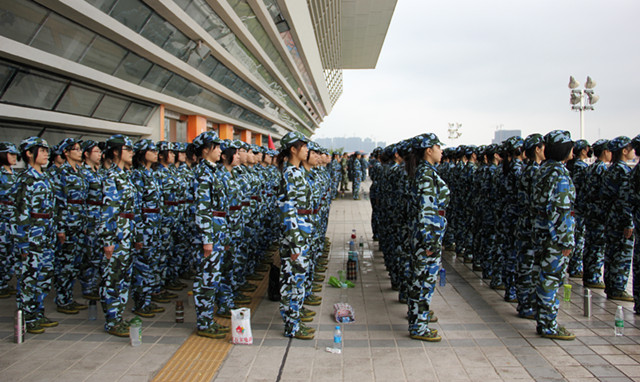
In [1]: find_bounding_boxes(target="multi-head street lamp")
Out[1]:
[569,76,599,139]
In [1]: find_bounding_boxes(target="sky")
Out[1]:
[314,0,640,147]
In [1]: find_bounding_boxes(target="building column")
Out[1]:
[159,104,165,140]
[186,115,207,143]
[219,123,234,140]
[240,129,252,144]
[254,133,262,146]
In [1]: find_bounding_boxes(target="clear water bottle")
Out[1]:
[333,325,342,352]
[88,300,97,321]
[439,268,446,286]
[129,317,142,346]
[358,236,364,255]
[349,240,355,252]
[615,306,624,336]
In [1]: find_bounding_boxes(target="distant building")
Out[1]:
[315,137,386,153]
[492,129,522,144]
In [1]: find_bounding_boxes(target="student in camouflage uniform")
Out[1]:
[100,135,141,336]
[352,152,363,199]
[339,153,349,192]
[14,137,58,334]
[532,130,576,340]
[78,140,104,301]
[276,132,315,340]
[566,140,591,278]
[406,133,449,342]
[130,139,164,318]
[192,131,230,339]
[170,143,190,291]
[629,135,640,314]
[0,142,19,298]
[515,134,544,319]
[53,138,89,315]
[582,139,611,289]
[602,136,636,302]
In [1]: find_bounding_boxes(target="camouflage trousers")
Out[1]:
[352,179,361,199]
[481,232,497,280]
[0,224,15,292]
[132,244,157,311]
[604,229,634,296]
[100,242,133,331]
[515,248,537,317]
[279,253,309,336]
[216,247,236,313]
[169,215,190,284]
[535,249,569,335]
[339,174,348,191]
[18,248,54,324]
[568,215,586,277]
[54,231,86,307]
[157,220,175,293]
[407,250,440,335]
[193,248,222,330]
[583,220,607,284]
[633,229,640,313]
[80,228,103,297]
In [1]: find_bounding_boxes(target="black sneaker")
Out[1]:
[149,303,165,313]
[39,316,59,328]
[71,301,88,310]
[133,306,156,318]
[26,322,45,334]
[107,322,130,337]
[57,304,79,314]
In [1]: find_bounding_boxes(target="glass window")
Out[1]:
[55,85,103,116]
[121,102,153,125]
[1,71,66,109]
[0,0,49,44]
[181,82,202,103]
[30,13,94,62]
[140,65,172,91]
[140,13,173,47]
[113,52,152,84]
[162,75,189,98]
[85,0,117,13]
[109,0,151,33]
[163,29,191,60]
[92,94,129,121]
[197,56,219,77]
[0,64,16,94]
[79,36,126,75]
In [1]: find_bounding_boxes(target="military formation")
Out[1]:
[0,132,339,340]
[370,131,640,342]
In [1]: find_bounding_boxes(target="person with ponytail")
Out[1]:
[602,136,636,302]
[130,139,164,318]
[13,137,56,334]
[406,133,449,342]
[191,131,230,339]
[275,131,315,340]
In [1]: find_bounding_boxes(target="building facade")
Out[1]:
[0,0,396,146]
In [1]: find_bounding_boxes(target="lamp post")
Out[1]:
[448,123,462,140]
[569,76,599,139]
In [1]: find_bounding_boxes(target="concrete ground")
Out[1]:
[1,183,639,381]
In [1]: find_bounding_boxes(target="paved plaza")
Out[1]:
[1,183,639,381]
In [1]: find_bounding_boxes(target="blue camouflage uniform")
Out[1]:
[13,137,56,331]
[0,142,19,297]
[567,140,590,277]
[352,154,362,199]
[532,130,576,339]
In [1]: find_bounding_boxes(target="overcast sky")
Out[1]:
[314,0,640,147]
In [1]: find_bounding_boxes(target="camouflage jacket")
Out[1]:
[411,160,450,253]
[194,159,229,248]
[54,162,88,235]
[100,165,140,247]
[277,162,312,256]
[602,160,634,230]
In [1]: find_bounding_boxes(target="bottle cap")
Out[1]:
[129,317,143,325]
[335,326,340,329]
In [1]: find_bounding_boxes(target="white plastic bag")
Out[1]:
[231,307,253,345]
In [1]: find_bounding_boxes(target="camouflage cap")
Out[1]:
[192,131,222,149]
[279,131,309,150]
[0,142,19,154]
[591,139,610,152]
[58,137,80,153]
[544,130,572,146]
[220,139,242,151]
[20,136,50,152]
[524,133,544,150]
[172,142,187,152]
[573,139,590,151]
[81,139,99,153]
[106,134,133,149]
[134,139,157,152]
[156,141,174,152]
[505,136,523,151]
[631,134,640,149]
[608,136,631,152]
[413,133,445,149]
[307,141,320,152]
[465,145,477,156]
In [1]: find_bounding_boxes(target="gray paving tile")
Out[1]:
[57,333,88,341]
[448,338,476,347]
[584,364,627,378]
[344,339,370,348]
[369,339,395,348]
[474,338,503,347]
[573,354,612,366]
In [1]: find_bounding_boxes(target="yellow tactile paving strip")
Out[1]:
[152,264,272,382]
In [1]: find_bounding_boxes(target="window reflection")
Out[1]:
[0,0,48,44]
[92,94,129,121]
[30,13,93,62]
[121,102,153,125]
[55,85,103,116]
[1,72,66,109]
[113,52,152,84]
[80,36,127,75]
[109,0,151,33]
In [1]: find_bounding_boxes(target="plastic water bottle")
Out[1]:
[358,236,364,255]
[88,300,97,321]
[439,268,446,286]
[615,306,624,336]
[129,317,142,346]
[333,325,342,352]
[349,239,355,252]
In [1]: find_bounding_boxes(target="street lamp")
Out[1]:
[569,76,599,139]
[448,123,462,140]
